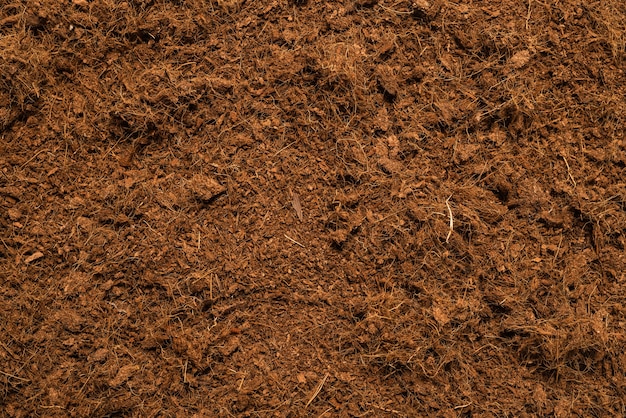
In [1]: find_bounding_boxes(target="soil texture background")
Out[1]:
[1,0,626,416]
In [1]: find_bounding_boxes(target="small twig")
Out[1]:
[378,4,413,14]
[272,140,296,157]
[284,234,305,248]
[209,273,214,301]
[77,367,95,396]
[290,189,303,222]
[306,373,329,408]
[19,149,49,169]
[445,196,454,243]
[0,370,30,382]
[316,408,333,417]
[562,155,577,187]
[552,235,563,265]
[0,237,10,254]
[102,134,126,159]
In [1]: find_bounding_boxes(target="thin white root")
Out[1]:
[284,234,305,248]
[445,196,454,243]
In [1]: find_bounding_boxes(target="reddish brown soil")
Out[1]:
[1,0,626,416]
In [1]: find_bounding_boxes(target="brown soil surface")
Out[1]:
[2,0,626,416]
